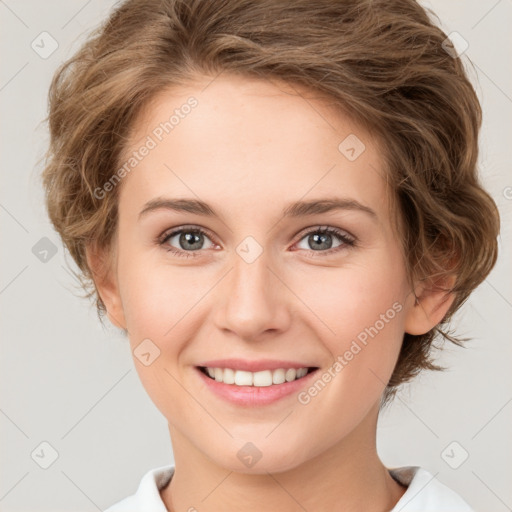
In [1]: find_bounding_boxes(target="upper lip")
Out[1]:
[197,359,318,372]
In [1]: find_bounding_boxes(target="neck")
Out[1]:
[161,403,406,512]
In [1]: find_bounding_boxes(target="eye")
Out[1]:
[157,225,356,259]
[294,226,356,256]
[158,226,216,258]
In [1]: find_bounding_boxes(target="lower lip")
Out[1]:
[196,367,319,406]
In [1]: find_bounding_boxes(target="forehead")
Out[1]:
[118,74,390,223]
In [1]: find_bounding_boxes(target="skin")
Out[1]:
[87,73,455,511]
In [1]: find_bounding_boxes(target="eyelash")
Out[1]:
[157,225,356,259]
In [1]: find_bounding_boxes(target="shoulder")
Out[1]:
[104,465,175,512]
[389,466,474,511]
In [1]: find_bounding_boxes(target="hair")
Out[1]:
[41,0,500,404]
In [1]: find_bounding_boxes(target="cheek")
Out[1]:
[290,261,407,395]
[119,251,211,338]
[117,254,200,416]
[292,259,407,339]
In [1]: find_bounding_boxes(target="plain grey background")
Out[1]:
[1,1,511,510]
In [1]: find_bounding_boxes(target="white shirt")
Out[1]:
[104,465,474,511]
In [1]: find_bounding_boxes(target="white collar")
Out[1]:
[105,464,473,511]
[389,466,473,511]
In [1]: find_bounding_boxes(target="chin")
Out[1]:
[210,442,310,475]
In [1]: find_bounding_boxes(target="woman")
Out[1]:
[41,0,500,510]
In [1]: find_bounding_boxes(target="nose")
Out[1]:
[213,249,292,342]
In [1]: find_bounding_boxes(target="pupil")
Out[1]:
[181,232,202,250]
[310,233,332,250]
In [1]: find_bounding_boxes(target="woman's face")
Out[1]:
[96,74,428,473]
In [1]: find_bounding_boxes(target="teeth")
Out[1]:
[296,367,308,378]
[234,370,253,386]
[285,368,296,382]
[202,367,311,386]
[222,368,235,384]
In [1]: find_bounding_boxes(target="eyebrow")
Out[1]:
[138,197,377,221]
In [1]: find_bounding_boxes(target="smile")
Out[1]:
[199,366,316,386]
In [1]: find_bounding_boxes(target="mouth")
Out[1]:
[194,358,321,406]
[197,365,318,387]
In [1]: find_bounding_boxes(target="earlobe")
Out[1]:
[404,275,457,335]
[85,243,127,330]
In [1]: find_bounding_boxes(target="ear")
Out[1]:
[85,242,127,331]
[404,274,457,335]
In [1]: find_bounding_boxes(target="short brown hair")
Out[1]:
[41,0,500,402]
